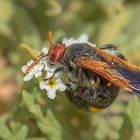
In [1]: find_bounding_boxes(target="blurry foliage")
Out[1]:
[0,0,140,140]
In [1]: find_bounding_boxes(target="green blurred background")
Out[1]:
[1,0,140,140]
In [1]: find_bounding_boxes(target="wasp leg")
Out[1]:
[68,78,77,84]
[117,54,127,61]
[44,66,68,81]
[99,44,127,68]
[77,68,85,85]
[77,68,92,88]
[66,78,78,92]
[99,44,116,50]
[100,44,127,61]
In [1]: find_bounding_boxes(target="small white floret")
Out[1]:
[62,34,96,48]
[41,47,49,55]
[39,77,67,99]
[21,60,44,81]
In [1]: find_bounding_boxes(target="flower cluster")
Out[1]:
[21,47,66,99]
[62,34,96,47]
[21,34,91,99]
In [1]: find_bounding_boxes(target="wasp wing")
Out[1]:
[79,47,140,96]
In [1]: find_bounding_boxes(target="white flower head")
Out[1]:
[21,46,61,82]
[41,47,49,55]
[62,34,96,47]
[39,65,65,99]
[21,60,44,81]
[21,47,50,81]
[40,56,62,79]
[40,77,67,99]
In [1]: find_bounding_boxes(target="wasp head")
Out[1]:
[48,32,65,65]
[24,32,65,74]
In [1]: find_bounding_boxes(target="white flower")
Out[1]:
[41,47,49,55]
[39,77,67,99]
[21,46,67,99]
[46,64,62,79]
[39,64,64,99]
[21,46,61,82]
[62,34,96,47]
[21,47,50,81]
[21,60,44,81]
[39,57,62,79]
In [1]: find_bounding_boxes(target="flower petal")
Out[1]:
[45,66,62,79]
[59,84,67,91]
[39,81,45,90]
[23,72,33,81]
[41,47,49,54]
[62,34,89,47]
[31,63,44,78]
[27,60,34,66]
[79,34,88,42]
[21,65,28,73]
[34,63,44,71]
[45,70,54,79]
[47,88,57,99]
[39,81,49,90]
[55,83,67,91]
[55,79,67,91]
[34,71,42,78]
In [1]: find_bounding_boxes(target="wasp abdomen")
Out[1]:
[62,43,125,112]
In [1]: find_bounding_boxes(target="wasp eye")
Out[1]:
[50,54,56,62]
[48,53,56,65]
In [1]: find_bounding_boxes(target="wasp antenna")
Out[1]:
[24,55,47,74]
[48,31,54,49]
[24,58,41,74]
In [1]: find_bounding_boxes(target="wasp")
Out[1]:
[25,32,140,112]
